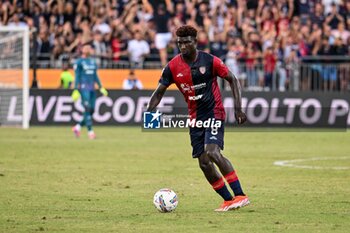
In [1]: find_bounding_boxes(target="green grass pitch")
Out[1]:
[0,127,349,233]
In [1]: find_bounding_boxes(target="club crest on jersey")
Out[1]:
[199,66,206,74]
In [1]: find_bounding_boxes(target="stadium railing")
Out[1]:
[221,56,350,92]
[31,53,350,92]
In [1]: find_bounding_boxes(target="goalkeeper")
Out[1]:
[71,43,108,139]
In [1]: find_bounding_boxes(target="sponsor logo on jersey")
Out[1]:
[180,83,206,93]
[176,73,184,77]
[180,83,192,93]
[188,94,203,101]
[193,83,206,90]
[209,136,217,140]
[83,64,95,69]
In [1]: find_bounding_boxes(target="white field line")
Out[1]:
[273,157,350,170]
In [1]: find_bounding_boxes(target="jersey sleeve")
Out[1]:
[213,56,229,78]
[158,65,173,87]
[73,60,81,89]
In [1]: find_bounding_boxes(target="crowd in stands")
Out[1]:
[1,0,350,91]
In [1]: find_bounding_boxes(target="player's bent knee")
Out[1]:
[199,160,212,172]
[205,149,222,164]
[198,154,212,171]
[199,161,207,171]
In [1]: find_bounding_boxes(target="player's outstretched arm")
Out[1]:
[146,83,168,112]
[224,71,247,124]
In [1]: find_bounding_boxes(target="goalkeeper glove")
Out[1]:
[100,87,108,96]
[71,89,80,102]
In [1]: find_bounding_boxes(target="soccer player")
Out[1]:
[71,43,108,139]
[146,25,249,211]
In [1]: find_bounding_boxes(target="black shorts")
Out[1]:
[189,120,224,158]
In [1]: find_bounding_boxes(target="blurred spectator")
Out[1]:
[59,62,74,89]
[225,38,246,88]
[92,30,109,68]
[333,36,348,91]
[36,30,52,66]
[194,2,209,28]
[263,46,277,90]
[325,2,344,29]
[274,41,287,92]
[315,36,338,91]
[150,2,173,66]
[7,13,27,27]
[110,29,128,62]
[63,1,75,26]
[285,49,300,91]
[310,3,325,27]
[210,32,227,59]
[127,30,150,68]
[323,24,336,44]
[173,1,187,24]
[123,69,143,90]
[297,0,313,16]
[323,0,342,15]
[340,1,350,23]
[245,42,261,89]
[197,29,210,52]
[331,22,350,44]
[93,17,112,35]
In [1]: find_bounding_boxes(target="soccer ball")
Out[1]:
[153,188,178,212]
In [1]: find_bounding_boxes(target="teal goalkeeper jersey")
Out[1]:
[74,58,102,91]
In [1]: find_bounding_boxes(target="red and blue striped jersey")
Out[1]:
[159,51,229,120]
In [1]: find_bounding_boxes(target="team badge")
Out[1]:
[199,66,206,74]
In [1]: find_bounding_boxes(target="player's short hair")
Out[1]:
[176,25,198,38]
